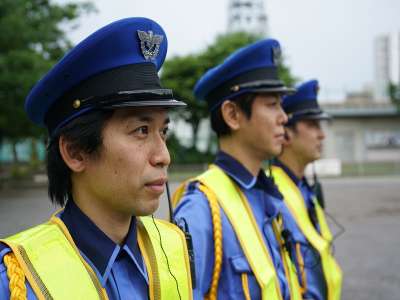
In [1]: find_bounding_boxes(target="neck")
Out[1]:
[278,150,307,179]
[71,180,132,245]
[219,136,263,177]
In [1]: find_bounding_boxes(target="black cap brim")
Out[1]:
[300,111,331,121]
[107,98,187,109]
[249,86,296,95]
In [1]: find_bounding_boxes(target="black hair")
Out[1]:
[210,93,256,137]
[46,110,114,206]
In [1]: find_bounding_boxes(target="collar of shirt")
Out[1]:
[60,200,142,284]
[273,159,301,185]
[273,159,316,209]
[214,150,283,203]
[273,159,313,188]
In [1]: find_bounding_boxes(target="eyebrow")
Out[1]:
[135,115,170,124]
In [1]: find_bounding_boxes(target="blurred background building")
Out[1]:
[374,34,391,102]
[1,0,399,177]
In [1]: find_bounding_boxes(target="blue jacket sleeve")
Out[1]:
[173,183,214,300]
[0,246,11,299]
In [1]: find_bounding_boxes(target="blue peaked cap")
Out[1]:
[282,79,330,125]
[194,38,295,111]
[25,17,185,136]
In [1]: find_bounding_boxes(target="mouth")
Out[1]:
[145,178,167,194]
[275,133,285,141]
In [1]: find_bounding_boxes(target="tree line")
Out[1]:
[0,0,297,166]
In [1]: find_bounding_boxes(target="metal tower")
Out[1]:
[227,0,268,37]
[374,35,391,102]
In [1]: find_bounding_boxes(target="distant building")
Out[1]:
[321,100,400,163]
[227,0,268,37]
[374,35,391,102]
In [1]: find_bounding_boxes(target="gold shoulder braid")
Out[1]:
[3,252,27,300]
[198,184,223,300]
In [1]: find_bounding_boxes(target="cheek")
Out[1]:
[104,143,144,178]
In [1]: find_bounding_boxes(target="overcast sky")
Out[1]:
[65,0,400,101]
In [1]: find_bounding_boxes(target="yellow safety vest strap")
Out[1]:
[271,217,303,300]
[138,216,193,300]
[1,217,107,300]
[314,201,333,241]
[198,166,283,300]
[271,166,342,300]
[172,181,188,209]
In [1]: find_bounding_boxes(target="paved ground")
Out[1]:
[1,176,399,299]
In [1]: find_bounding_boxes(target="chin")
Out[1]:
[269,146,283,157]
[132,198,160,216]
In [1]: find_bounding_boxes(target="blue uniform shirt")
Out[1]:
[273,160,327,300]
[0,200,149,300]
[174,151,294,300]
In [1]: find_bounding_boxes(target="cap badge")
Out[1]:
[137,30,164,60]
[315,83,320,94]
[272,46,281,64]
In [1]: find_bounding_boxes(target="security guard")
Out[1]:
[0,18,192,300]
[173,39,302,300]
[271,80,343,300]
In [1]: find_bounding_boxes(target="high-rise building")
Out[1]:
[374,35,391,102]
[227,0,268,37]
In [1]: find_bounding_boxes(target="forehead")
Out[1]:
[111,107,169,122]
[254,92,281,101]
[297,118,321,126]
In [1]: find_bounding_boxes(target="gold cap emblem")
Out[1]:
[72,99,81,109]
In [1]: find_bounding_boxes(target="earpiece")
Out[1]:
[166,181,196,289]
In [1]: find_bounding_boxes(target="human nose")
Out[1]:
[278,104,288,125]
[150,135,171,168]
[318,127,326,140]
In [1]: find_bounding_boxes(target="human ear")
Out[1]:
[221,100,241,131]
[58,135,86,172]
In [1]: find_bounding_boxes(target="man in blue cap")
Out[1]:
[173,39,303,299]
[271,80,343,300]
[0,18,193,300]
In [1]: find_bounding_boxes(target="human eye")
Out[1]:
[133,125,149,138]
[160,126,169,140]
[267,99,280,108]
[266,95,281,107]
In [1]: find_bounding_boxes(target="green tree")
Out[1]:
[388,82,400,111]
[161,32,298,158]
[162,32,259,150]
[0,0,95,163]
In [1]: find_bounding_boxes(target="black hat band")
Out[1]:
[285,98,321,115]
[45,63,164,133]
[205,66,283,104]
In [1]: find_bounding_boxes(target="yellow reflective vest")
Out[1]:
[174,165,302,300]
[1,214,192,300]
[271,165,343,300]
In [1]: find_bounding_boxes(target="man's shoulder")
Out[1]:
[0,243,11,299]
[173,179,214,225]
[0,242,9,253]
[175,180,209,207]
[0,241,12,269]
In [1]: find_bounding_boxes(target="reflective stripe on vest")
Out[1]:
[137,217,193,300]
[271,166,343,300]
[2,215,192,300]
[198,166,302,300]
